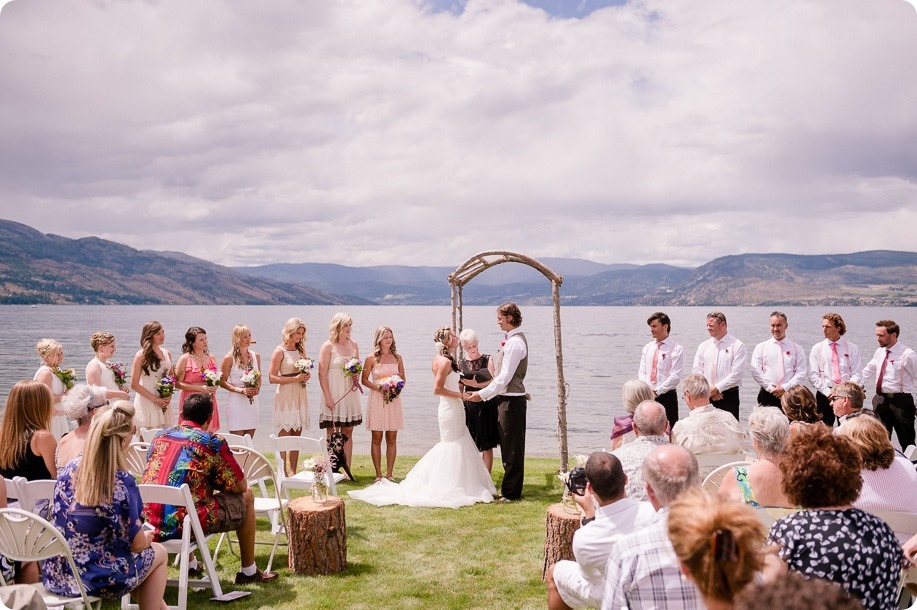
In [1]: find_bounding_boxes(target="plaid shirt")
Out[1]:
[142,424,243,541]
[601,509,704,610]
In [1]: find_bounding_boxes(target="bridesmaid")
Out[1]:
[318,312,362,471]
[174,326,220,432]
[85,332,131,402]
[361,326,406,482]
[220,325,261,438]
[268,318,311,476]
[457,329,499,472]
[130,321,174,431]
[33,338,71,440]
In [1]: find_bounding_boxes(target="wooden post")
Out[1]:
[287,496,346,575]
[542,502,581,580]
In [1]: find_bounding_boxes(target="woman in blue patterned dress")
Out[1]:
[43,401,169,609]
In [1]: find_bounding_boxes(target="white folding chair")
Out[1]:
[701,460,752,492]
[694,453,745,479]
[0,507,101,609]
[125,483,249,610]
[2,477,20,509]
[904,445,917,461]
[124,442,151,478]
[219,433,253,448]
[269,434,346,499]
[138,427,163,443]
[13,477,56,516]
[213,445,288,572]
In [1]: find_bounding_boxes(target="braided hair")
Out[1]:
[433,326,458,372]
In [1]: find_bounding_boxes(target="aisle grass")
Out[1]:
[109,455,565,609]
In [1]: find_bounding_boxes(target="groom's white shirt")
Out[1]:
[479,327,527,401]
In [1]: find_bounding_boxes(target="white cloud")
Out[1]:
[0,0,914,268]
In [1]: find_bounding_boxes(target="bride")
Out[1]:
[349,327,495,508]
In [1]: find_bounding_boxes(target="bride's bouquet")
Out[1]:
[53,367,77,390]
[203,369,222,387]
[379,374,405,404]
[293,358,313,388]
[108,362,129,390]
[240,369,261,404]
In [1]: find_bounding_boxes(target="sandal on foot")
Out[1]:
[374,476,383,483]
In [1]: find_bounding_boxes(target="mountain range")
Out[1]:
[0,219,913,306]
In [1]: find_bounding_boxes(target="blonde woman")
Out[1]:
[361,326,406,482]
[33,337,71,439]
[221,325,262,438]
[43,401,168,608]
[86,331,131,402]
[318,312,362,470]
[0,380,57,481]
[268,318,311,475]
[130,321,174,430]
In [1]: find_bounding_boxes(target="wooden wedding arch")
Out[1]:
[448,251,570,471]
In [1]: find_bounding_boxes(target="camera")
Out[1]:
[565,467,587,496]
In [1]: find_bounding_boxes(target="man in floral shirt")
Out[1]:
[143,393,278,584]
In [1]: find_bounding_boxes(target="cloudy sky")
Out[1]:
[1,0,915,269]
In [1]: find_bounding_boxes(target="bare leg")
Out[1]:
[278,427,302,476]
[385,430,397,478]
[370,431,383,479]
[482,448,494,473]
[237,488,257,567]
[229,429,256,438]
[546,564,573,610]
[136,542,168,610]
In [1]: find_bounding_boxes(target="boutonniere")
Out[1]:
[725,349,729,354]
[890,360,896,364]
[661,354,667,360]
[844,354,849,358]
[785,351,790,356]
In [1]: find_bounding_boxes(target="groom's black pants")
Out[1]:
[497,395,527,500]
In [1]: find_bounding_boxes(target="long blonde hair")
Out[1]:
[433,326,458,372]
[74,401,134,506]
[329,312,352,343]
[231,325,254,367]
[35,338,62,366]
[280,318,306,355]
[371,326,398,361]
[0,381,53,470]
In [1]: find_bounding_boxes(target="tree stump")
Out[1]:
[288,496,347,575]
[542,502,582,580]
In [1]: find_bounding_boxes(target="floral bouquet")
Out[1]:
[203,369,222,387]
[304,453,332,478]
[342,357,363,393]
[293,358,313,388]
[109,362,129,390]
[156,374,175,399]
[53,367,77,390]
[240,369,261,404]
[379,374,405,404]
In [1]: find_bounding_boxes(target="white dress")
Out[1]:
[133,351,173,431]
[34,364,70,440]
[85,357,122,393]
[349,371,495,508]
[225,358,260,432]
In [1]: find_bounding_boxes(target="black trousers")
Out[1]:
[873,393,916,449]
[497,395,527,500]
[816,391,836,427]
[656,389,679,425]
[712,386,740,420]
[756,387,782,408]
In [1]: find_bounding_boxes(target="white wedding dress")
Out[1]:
[349,371,495,508]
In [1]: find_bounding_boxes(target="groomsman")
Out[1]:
[637,312,684,425]
[861,319,917,449]
[750,312,807,408]
[809,313,861,426]
[692,312,746,420]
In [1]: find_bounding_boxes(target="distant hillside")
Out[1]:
[0,220,365,305]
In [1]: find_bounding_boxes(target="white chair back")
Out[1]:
[2,477,20,508]
[0,507,101,609]
[701,460,752,492]
[138,428,162,443]
[694,453,745,479]
[125,442,151,478]
[13,477,56,516]
[269,434,346,497]
[220,433,254,448]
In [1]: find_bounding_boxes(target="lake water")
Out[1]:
[1,305,914,458]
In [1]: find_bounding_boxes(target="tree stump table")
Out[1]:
[288,496,347,575]
[542,502,582,580]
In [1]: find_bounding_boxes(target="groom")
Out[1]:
[469,302,528,502]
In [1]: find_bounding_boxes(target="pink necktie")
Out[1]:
[876,349,890,393]
[830,342,841,384]
[774,342,785,385]
[650,342,661,384]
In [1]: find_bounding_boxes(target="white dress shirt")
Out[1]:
[861,342,917,394]
[637,338,684,395]
[671,404,745,455]
[692,333,746,393]
[750,337,807,392]
[478,327,527,401]
[808,338,862,396]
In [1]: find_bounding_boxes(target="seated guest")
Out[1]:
[0,380,57,481]
[672,374,745,456]
[610,380,656,450]
[828,381,866,427]
[43,402,168,608]
[547,452,656,609]
[142,393,278,584]
[719,407,793,508]
[602,445,704,610]
[836,414,917,534]
[56,384,109,470]
[735,571,865,610]
[780,385,821,427]
[612,401,670,501]
[668,488,768,608]
[767,426,902,610]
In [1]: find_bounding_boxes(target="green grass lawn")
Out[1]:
[113,455,565,609]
